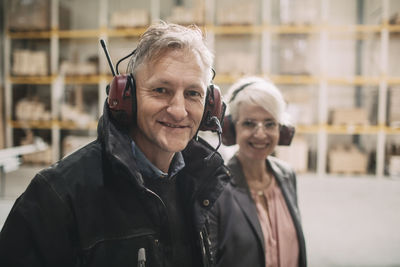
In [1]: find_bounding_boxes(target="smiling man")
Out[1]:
[0,22,230,267]
[132,48,208,171]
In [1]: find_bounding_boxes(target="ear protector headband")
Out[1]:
[100,39,226,134]
[221,81,295,146]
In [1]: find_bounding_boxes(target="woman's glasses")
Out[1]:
[237,119,278,133]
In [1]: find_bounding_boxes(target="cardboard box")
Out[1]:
[60,61,97,76]
[388,155,400,176]
[388,88,400,126]
[166,1,205,25]
[275,136,309,173]
[15,99,51,121]
[216,51,257,75]
[110,9,149,28]
[20,132,52,165]
[13,50,48,76]
[216,1,256,25]
[60,104,94,128]
[8,0,50,31]
[330,108,369,125]
[328,145,368,174]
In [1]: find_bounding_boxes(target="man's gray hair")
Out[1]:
[227,76,290,125]
[127,21,214,83]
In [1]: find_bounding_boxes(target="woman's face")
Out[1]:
[235,103,279,161]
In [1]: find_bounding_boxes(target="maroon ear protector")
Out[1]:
[221,82,295,146]
[101,39,226,133]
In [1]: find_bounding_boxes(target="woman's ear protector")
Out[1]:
[221,82,295,146]
[101,39,226,131]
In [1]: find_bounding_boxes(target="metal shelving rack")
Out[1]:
[2,0,400,178]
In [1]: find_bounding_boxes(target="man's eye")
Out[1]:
[153,88,166,94]
[186,90,202,98]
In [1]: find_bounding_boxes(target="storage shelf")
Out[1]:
[327,76,381,86]
[9,75,109,84]
[7,23,400,40]
[388,24,400,32]
[9,76,55,84]
[325,125,380,135]
[3,0,400,177]
[10,120,53,129]
[384,127,400,135]
[107,27,147,37]
[64,75,104,84]
[9,74,394,86]
[269,25,321,34]
[58,29,100,39]
[216,74,387,85]
[208,25,263,35]
[10,120,98,130]
[387,77,400,85]
[58,121,97,130]
[270,75,319,85]
[295,125,400,135]
[7,30,52,39]
[296,125,321,134]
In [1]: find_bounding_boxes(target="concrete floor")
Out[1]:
[1,166,400,267]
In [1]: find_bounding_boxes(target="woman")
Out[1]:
[210,76,307,267]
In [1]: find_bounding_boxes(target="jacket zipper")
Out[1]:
[199,223,213,267]
[143,187,174,259]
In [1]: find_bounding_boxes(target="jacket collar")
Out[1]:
[228,155,290,187]
[97,102,145,189]
[97,101,228,203]
[132,139,185,179]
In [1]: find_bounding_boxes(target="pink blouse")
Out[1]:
[249,177,299,267]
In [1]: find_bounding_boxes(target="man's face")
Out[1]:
[132,49,207,157]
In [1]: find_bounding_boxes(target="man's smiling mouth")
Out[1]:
[159,121,188,128]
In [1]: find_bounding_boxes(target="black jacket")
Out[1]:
[209,155,307,267]
[0,104,231,267]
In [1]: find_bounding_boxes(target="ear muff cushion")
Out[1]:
[129,74,137,125]
[221,115,236,146]
[199,84,225,132]
[278,125,295,146]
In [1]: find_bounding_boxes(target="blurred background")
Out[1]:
[0,0,400,266]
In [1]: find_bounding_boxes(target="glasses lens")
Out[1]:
[239,120,277,132]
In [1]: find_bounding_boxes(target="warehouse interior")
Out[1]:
[1,0,400,266]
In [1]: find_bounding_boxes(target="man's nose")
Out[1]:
[166,93,188,120]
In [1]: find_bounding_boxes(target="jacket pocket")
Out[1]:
[80,230,162,267]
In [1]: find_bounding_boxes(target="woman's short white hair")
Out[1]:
[227,76,290,125]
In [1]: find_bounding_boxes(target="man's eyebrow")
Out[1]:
[153,79,173,86]
[152,79,204,90]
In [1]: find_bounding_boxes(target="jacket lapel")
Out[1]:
[268,158,302,224]
[228,157,265,251]
[268,157,307,266]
